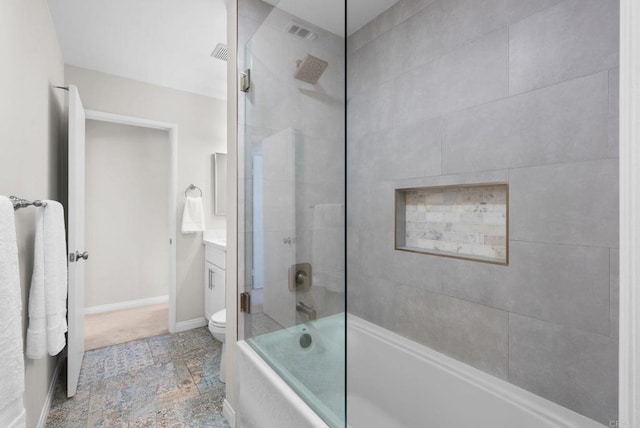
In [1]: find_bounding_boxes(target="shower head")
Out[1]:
[294,54,328,84]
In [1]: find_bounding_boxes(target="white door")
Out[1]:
[67,84,87,397]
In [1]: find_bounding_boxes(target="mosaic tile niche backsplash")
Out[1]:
[396,184,508,264]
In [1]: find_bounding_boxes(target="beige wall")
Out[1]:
[85,120,170,308]
[66,65,227,323]
[0,0,66,426]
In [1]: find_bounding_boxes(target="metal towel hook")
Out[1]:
[184,184,202,198]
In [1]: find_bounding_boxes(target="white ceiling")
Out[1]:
[46,0,396,99]
[47,0,228,99]
[346,0,400,36]
[265,0,399,37]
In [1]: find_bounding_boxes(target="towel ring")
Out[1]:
[184,184,203,197]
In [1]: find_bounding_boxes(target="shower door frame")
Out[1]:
[84,109,179,333]
[619,0,640,425]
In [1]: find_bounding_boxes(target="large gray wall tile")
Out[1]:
[442,72,609,173]
[393,285,509,379]
[442,241,611,335]
[388,0,437,27]
[348,25,408,96]
[357,228,396,280]
[347,80,394,140]
[510,159,619,247]
[509,314,618,425]
[394,29,508,127]
[391,250,442,293]
[387,118,442,179]
[509,0,619,95]
[610,248,619,338]
[350,129,395,181]
[399,0,562,73]
[347,177,394,232]
[347,271,396,330]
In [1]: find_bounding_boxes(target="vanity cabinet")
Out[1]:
[204,242,226,321]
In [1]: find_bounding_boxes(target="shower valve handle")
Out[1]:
[295,271,307,285]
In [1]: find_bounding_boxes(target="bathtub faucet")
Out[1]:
[296,301,317,321]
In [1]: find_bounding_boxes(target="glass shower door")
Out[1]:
[238,0,345,426]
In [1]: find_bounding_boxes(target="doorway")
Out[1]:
[82,110,178,350]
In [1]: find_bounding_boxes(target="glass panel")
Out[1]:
[238,0,345,426]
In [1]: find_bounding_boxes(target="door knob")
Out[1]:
[75,251,89,261]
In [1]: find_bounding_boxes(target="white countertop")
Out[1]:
[203,229,227,250]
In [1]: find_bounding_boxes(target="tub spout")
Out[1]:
[296,301,317,320]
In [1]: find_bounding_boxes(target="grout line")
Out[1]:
[508,238,617,250]
[507,312,511,381]
[507,25,510,94]
[609,247,613,338]
[437,284,614,340]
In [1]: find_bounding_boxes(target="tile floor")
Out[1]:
[46,327,230,428]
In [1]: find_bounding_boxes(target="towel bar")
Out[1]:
[10,195,47,211]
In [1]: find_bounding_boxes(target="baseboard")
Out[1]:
[84,295,169,315]
[37,355,64,428]
[223,399,236,427]
[175,317,208,332]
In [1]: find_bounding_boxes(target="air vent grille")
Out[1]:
[211,43,229,61]
[284,23,317,40]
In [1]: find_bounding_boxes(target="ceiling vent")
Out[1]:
[211,43,229,61]
[284,23,318,40]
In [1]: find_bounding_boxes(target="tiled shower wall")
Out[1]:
[346,0,619,424]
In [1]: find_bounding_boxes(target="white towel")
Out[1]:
[182,196,206,234]
[312,203,345,293]
[26,200,68,358]
[0,196,25,427]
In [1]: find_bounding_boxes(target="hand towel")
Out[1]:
[312,203,345,293]
[26,200,68,358]
[0,196,25,427]
[182,196,206,234]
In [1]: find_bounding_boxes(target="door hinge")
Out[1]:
[240,292,251,314]
[240,69,251,93]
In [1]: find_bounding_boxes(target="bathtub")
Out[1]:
[237,314,344,428]
[237,314,603,428]
[347,315,603,428]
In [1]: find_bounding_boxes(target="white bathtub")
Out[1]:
[237,314,344,428]
[347,315,604,428]
[237,314,604,428]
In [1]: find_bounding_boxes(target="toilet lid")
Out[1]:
[211,309,226,326]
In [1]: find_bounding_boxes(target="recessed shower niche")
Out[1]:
[395,183,508,265]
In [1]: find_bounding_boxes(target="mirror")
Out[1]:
[213,153,227,215]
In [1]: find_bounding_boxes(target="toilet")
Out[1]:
[208,308,226,383]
